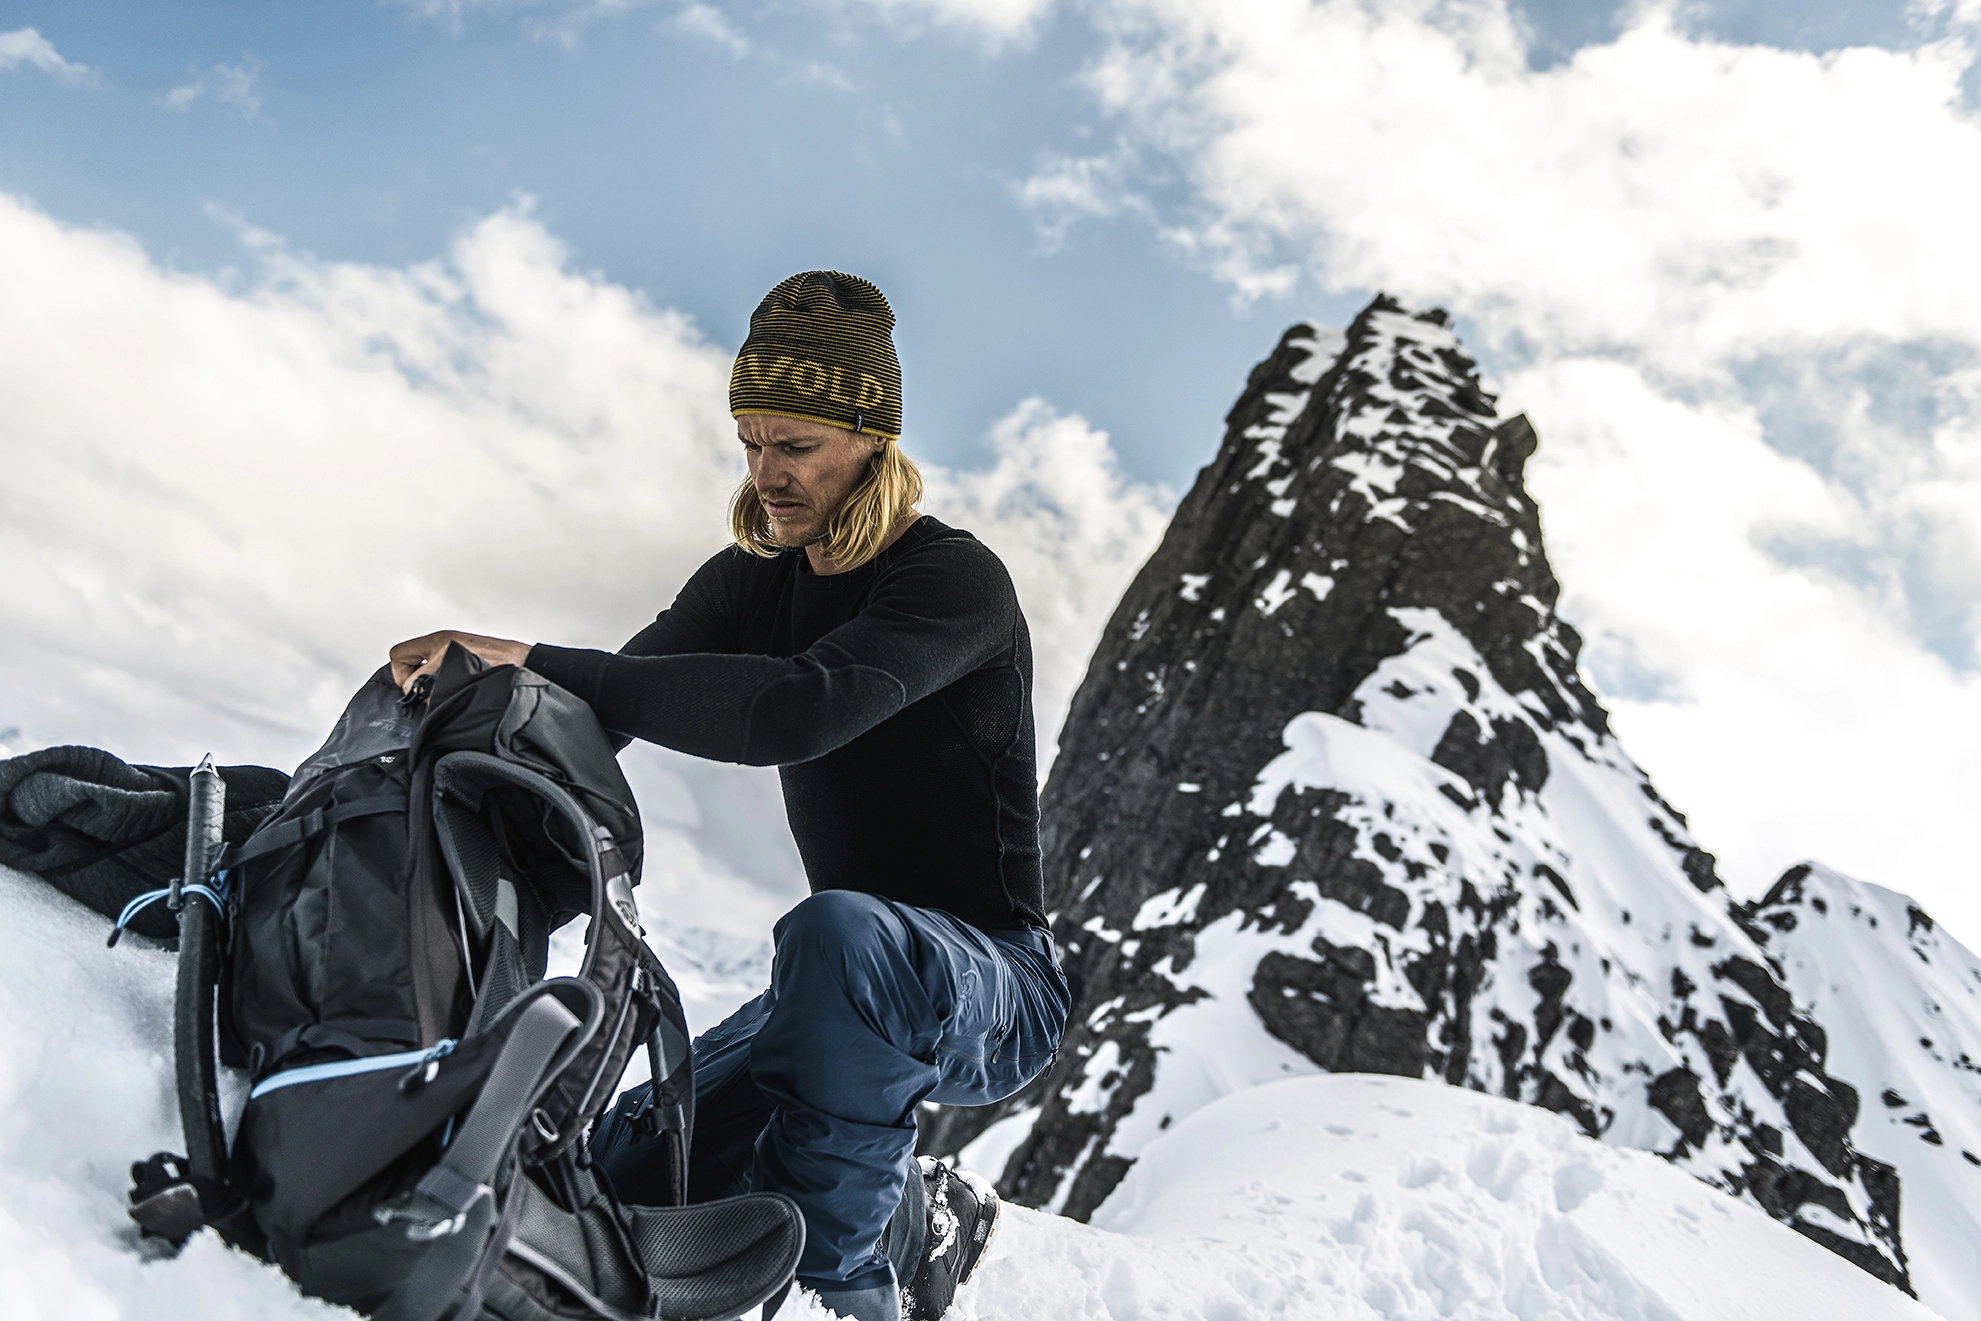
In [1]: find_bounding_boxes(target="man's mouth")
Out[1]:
[763,499,805,517]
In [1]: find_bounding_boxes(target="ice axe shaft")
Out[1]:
[174,755,229,1189]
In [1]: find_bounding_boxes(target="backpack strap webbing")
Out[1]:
[217,795,406,870]
[374,990,583,1321]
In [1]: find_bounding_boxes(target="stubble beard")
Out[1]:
[764,484,853,549]
[767,506,831,549]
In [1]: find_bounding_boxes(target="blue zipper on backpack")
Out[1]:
[250,1038,457,1100]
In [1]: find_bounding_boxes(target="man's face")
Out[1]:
[738,414,882,548]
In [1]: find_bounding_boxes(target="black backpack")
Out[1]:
[127,649,803,1321]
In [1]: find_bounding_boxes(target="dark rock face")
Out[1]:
[922,297,1910,1289]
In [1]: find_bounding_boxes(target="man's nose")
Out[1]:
[754,452,790,489]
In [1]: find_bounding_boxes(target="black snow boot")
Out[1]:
[902,1157,1000,1321]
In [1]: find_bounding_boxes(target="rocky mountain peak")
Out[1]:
[926,295,1912,1292]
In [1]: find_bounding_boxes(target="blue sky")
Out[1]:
[5,0,1981,939]
[2,0,1291,483]
[0,0,1954,485]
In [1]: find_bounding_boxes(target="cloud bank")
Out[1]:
[1015,0,1981,939]
[0,192,1167,917]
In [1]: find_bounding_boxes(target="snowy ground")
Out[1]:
[0,865,341,1321]
[0,865,1946,1320]
[952,1076,1942,1321]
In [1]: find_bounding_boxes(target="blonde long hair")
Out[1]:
[730,438,924,571]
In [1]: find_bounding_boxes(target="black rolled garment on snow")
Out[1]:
[0,746,289,939]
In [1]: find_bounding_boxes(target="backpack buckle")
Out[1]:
[374,1165,490,1240]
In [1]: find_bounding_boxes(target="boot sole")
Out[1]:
[956,1191,1001,1288]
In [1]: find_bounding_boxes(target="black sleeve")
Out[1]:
[530,549,740,751]
[527,539,1014,767]
[615,550,739,660]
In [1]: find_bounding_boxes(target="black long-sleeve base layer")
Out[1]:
[526,516,1046,932]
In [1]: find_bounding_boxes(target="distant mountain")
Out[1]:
[1741,863,1981,1314]
[925,296,1979,1313]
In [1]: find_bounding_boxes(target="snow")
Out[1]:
[1133,884,1206,931]
[1065,1042,1128,1115]
[0,864,342,1321]
[1253,569,1297,617]
[951,1075,1942,1321]
[1286,329,1345,384]
[0,855,1957,1321]
[1755,865,1981,1321]
[1246,708,1472,820]
[1298,606,1877,1195]
[1058,585,1931,1283]
[1093,908,1327,1167]
[958,1107,1041,1185]
[1227,329,1344,527]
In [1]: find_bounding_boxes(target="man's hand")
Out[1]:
[389,630,532,693]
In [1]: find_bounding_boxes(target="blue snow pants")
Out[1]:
[595,890,1070,1284]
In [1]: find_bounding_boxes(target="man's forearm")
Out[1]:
[527,644,908,766]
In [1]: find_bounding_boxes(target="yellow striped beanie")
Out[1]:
[729,271,903,440]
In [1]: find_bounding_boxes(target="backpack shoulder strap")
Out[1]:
[373,989,586,1321]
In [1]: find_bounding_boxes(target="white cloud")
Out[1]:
[0,193,1157,907]
[1020,0,1981,939]
[1015,146,1148,252]
[163,55,267,119]
[0,27,97,85]
[0,191,745,834]
[850,0,1058,46]
[922,399,1174,769]
[1511,359,1981,939]
[674,3,750,56]
[1914,0,1981,29]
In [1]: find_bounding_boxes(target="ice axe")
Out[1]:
[126,755,244,1245]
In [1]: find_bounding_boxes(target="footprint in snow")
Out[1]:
[1553,1161,1603,1212]
[1466,1144,1530,1201]
[1399,1158,1449,1189]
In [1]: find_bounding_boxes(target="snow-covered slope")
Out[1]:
[1743,864,1981,1317]
[925,296,1976,1311]
[0,864,342,1321]
[963,1075,1942,1321]
[0,856,1947,1320]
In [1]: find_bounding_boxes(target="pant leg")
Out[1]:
[748,891,1069,1283]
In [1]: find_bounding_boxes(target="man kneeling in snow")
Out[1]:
[390,270,1069,1321]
